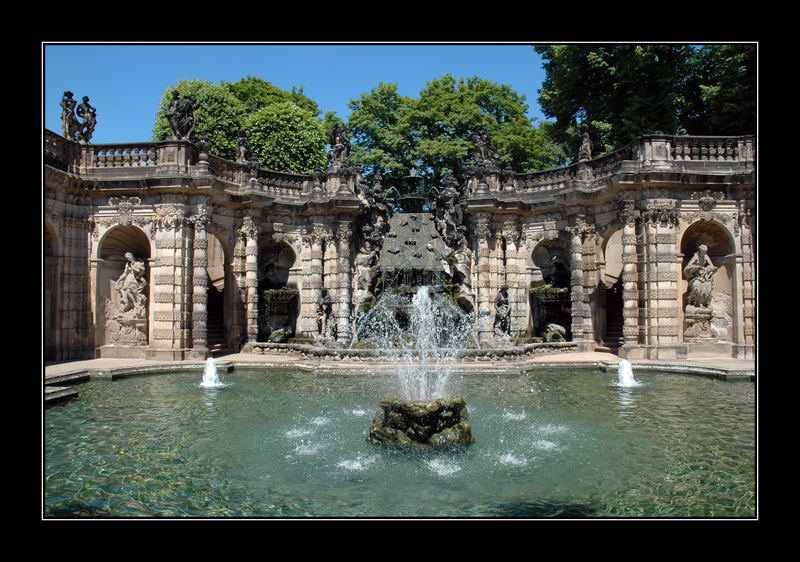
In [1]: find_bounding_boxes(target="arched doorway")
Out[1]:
[680,221,735,342]
[600,228,624,349]
[257,240,298,342]
[96,225,151,348]
[205,233,230,352]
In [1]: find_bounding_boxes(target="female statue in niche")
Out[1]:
[683,244,717,309]
[115,252,147,317]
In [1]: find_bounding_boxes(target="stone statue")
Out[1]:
[236,128,251,162]
[60,91,80,140]
[105,252,148,345]
[684,244,717,309]
[493,286,511,336]
[683,244,718,340]
[327,124,350,165]
[164,91,199,140]
[578,123,592,161]
[472,125,499,165]
[115,252,148,316]
[75,96,97,143]
[316,287,335,341]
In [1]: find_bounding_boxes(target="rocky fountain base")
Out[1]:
[367,394,475,448]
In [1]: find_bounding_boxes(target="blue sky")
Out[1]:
[43,43,549,145]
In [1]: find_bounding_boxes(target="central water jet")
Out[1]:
[362,286,476,447]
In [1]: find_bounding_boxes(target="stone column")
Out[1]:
[474,215,493,341]
[151,204,189,357]
[61,216,92,359]
[336,221,353,342]
[300,225,325,337]
[191,203,212,355]
[641,200,680,355]
[740,208,755,353]
[240,215,260,343]
[502,219,525,335]
[567,225,586,341]
[619,200,641,349]
[232,227,248,346]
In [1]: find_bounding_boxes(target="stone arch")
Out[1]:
[597,227,625,348]
[257,238,299,341]
[205,230,236,351]
[96,225,152,348]
[527,237,571,339]
[679,220,736,342]
[44,220,61,360]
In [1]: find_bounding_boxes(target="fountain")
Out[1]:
[200,356,224,388]
[360,285,476,447]
[616,359,639,387]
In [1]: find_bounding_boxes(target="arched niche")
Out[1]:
[528,237,571,340]
[96,225,152,346]
[680,220,735,341]
[257,240,298,341]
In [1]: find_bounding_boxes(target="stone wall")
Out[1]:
[43,128,756,361]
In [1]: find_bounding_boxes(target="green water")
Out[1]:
[44,369,755,518]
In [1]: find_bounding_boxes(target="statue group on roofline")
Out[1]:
[60,91,97,143]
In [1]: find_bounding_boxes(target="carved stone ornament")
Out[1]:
[108,196,141,226]
[691,189,725,212]
[105,252,148,345]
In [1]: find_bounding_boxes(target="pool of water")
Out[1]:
[44,368,756,518]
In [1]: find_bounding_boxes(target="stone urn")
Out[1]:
[367,394,475,448]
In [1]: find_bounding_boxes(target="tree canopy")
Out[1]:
[347,74,565,196]
[534,43,757,161]
[152,77,328,174]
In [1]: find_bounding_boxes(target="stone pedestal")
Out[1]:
[367,395,475,448]
[684,306,714,340]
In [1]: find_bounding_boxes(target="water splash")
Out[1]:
[200,357,225,388]
[616,359,640,388]
[352,286,475,400]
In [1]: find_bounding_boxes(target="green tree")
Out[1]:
[535,44,695,160]
[534,43,756,160]
[681,44,756,136]
[153,79,248,160]
[153,77,328,173]
[347,75,564,195]
[223,75,321,117]
[245,102,328,174]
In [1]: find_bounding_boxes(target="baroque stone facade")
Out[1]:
[44,115,756,361]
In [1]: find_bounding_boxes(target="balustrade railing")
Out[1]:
[45,129,754,198]
[91,143,160,167]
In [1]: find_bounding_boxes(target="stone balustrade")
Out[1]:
[44,129,755,200]
[511,135,753,195]
[91,143,159,168]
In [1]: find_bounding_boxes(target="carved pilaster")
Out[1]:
[191,203,212,350]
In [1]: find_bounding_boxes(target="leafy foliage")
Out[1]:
[245,102,328,174]
[534,43,756,161]
[152,77,328,173]
[152,79,248,160]
[347,75,565,195]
